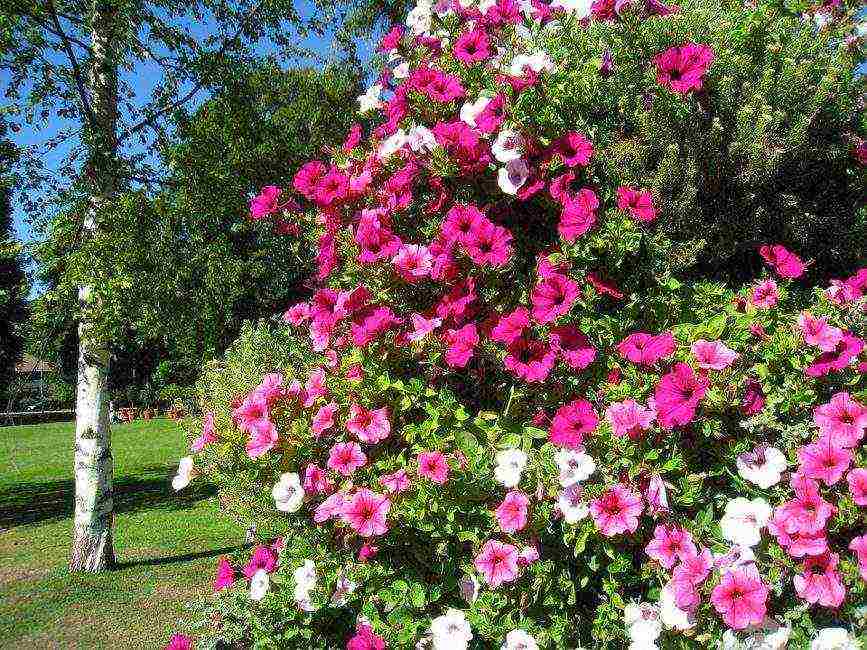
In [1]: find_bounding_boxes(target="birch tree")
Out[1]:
[0,0,379,572]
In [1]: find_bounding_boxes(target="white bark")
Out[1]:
[70,0,118,573]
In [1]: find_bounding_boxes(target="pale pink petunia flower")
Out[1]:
[408,313,443,342]
[495,491,530,533]
[710,570,768,630]
[645,524,697,569]
[340,488,391,537]
[793,553,845,608]
[191,411,218,452]
[813,392,867,448]
[312,402,338,437]
[690,339,738,370]
[474,539,520,587]
[590,484,643,536]
[380,469,411,494]
[605,399,655,440]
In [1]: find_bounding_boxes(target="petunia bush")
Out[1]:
[173,0,867,648]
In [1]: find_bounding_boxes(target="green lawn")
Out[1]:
[0,418,244,648]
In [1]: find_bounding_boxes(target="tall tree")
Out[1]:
[0,0,355,572]
[0,131,28,399]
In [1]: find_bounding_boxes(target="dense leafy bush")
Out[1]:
[171,0,866,648]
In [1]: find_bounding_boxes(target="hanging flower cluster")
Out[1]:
[171,0,866,647]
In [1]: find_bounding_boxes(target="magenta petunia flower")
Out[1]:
[558,188,598,242]
[798,439,852,486]
[463,218,513,267]
[392,244,433,282]
[303,464,334,495]
[249,185,282,220]
[503,337,557,383]
[340,488,391,537]
[616,331,676,366]
[616,186,657,222]
[312,402,339,437]
[759,244,806,279]
[453,29,491,64]
[847,468,867,506]
[551,131,593,167]
[491,307,530,345]
[213,556,235,592]
[549,325,596,370]
[590,484,643,536]
[654,362,709,429]
[495,490,530,533]
[531,272,580,323]
[164,633,193,650]
[474,539,520,587]
[549,399,599,449]
[443,322,479,369]
[805,332,864,377]
[654,43,715,95]
[772,475,835,536]
[347,624,386,650]
[417,450,450,484]
[242,544,278,579]
[645,524,697,569]
[710,570,768,630]
[798,313,843,352]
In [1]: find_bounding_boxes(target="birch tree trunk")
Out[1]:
[69,0,119,573]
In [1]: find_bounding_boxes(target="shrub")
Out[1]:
[173,1,866,648]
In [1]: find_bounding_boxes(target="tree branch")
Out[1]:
[43,0,97,130]
[118,1,262,145]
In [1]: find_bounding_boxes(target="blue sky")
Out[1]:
[5,1,377,244]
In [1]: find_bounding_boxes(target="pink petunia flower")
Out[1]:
[558,188,599,242]
[380,469,411,494]
[417,450,450,484]
[531,272,580,323]
[653,43,715,94]
[313,492,345,523]
[849,535,867,581]
[191,411,218,452]
[846,468,867,506]
[645,524,697,569]
[242,545,278,579]
[165,634,193,650]
[463,218,513,267]
[549,399,599,449]
[690,339,738,370]
[474,539,520,587]
[340,489,391,537]
[616,186,657,222]
[392,244,433,282]
[605,399,655,440]
[589,484,643,536]
[813,392,867,448]
[797,440,852,486]
[249,185,282,220]
[654,362,710,429]
[346,404,391,444]
[616,331,676,366]
[750,279,778,309]
[772,475,835,536]
[793,553,846,608]
[798,313,843,352]
[327,442,367,477]
[303,464,334,495]
[312,402,338,438]
[805,332,864,377]
[551,131,593,167]
[710,570,768,630]
[672,547,713,587]
[495,491,530,533]
[408,313,442,342]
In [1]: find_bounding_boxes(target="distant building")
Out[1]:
[14,354,57,403]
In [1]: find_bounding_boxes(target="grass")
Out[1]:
[0,418,245,648]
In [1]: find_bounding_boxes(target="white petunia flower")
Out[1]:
[408,125,438,153]
[498,159,530,195]
[460,95,492,127]
[331,572,357,606]
[172,456,195,491]
[492,129,525,163]
[249,568,270,601]
[720,497,771,548]
[810,628,860,650]
[625,602,662,649]
[501,629,539,650]
[272,472,304,513]
[358,84,383,113]
[393,61,411,79]
[555,448,596,487]
[406,2,432,35]
[494,448,528,488]
[659,582,695,631]
[558,484,589,524]
[293,559,317,591]
[720,617,791,650]
[378,129,408,159]
[430,608,473,650]
[736,446,787,489]
[549,0,594,18]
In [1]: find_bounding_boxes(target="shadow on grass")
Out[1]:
[114,544,245,570]
[0,465,217,528]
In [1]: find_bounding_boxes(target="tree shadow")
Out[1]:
[113,545,246,570]
[0,465,217,528]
